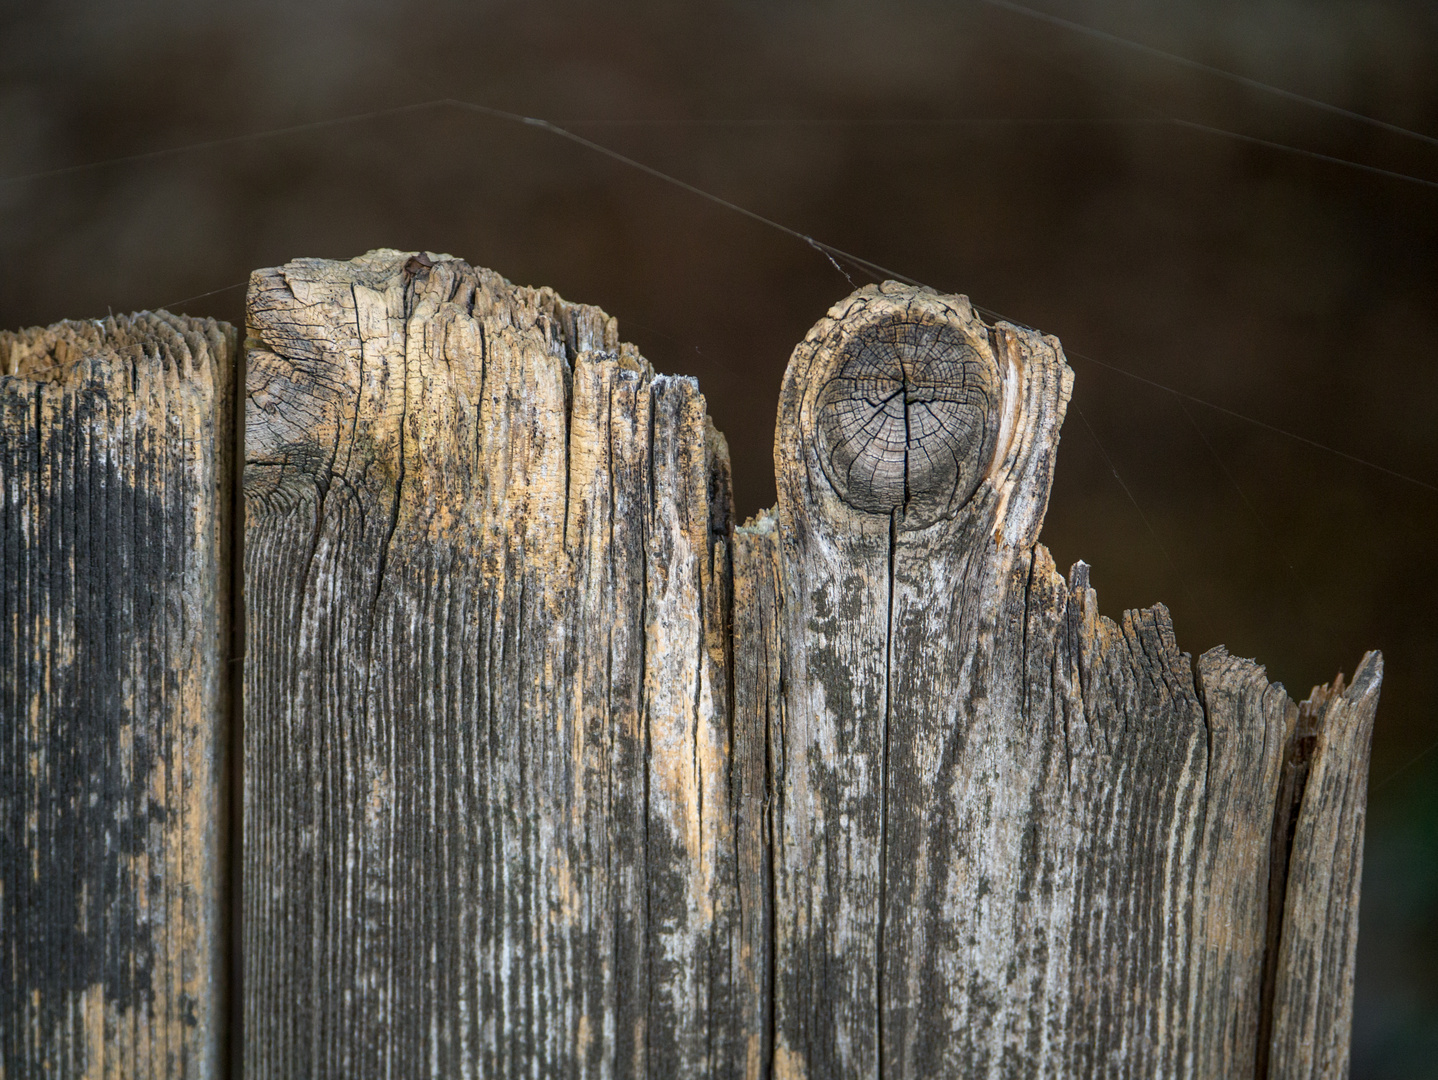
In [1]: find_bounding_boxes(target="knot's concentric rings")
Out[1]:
[815,317,1001,519]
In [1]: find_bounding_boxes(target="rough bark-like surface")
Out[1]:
[242,250,759,1078]
[769,280,1380,1079]
[1,313,236,1079]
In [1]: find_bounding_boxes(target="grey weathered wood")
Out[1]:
[731,512,782,1080]
[768,281,1381,1079]
[242,250,761,1078]
[1,313,236,1079]
[1268,653,1382,1080]
[243,257,1379,1079]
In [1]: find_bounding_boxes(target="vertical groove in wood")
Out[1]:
[243,250,756,1078]
[1,313,235,1079]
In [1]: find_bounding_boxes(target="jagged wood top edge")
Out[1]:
[0,310,233,387]
[245,247,1380,704]
[247,247,651,376]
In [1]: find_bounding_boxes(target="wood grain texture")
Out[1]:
[243,258,1379,1079]
[242,250,759,1078]
[1268,653,1382,1080]
[812,315,1000,519]
[770,280,1380,1079]
[730,513,782,1080]
[1,313,236,1079]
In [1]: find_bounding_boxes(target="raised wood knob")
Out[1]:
[814,315,1001,519]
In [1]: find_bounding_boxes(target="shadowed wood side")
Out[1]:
[1,313,236,1080]
[770,280,1381,1079]
[242,250,760,1078]
[731,513,782,1080]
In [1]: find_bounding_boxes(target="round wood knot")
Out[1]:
[815,316,1001,519]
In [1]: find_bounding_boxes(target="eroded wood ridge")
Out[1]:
[1,314,236,1079]
[243,250,762,1078]
[770,280,1380,1078]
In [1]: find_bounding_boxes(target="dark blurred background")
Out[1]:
[2,0,1434,1073]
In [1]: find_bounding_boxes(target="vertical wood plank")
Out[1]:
[1,313,236,1080]
[1268,651,1382,1080]
[768,280,1379,1078]
[242,250,751,1078]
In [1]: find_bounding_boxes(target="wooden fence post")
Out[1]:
[238,251,1378,1078]
[242,251,758,1078]
[767,283,1381,1079]
[1,314,237,1079]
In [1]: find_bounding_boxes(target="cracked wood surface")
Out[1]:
[770,282,1380,1080]
[243,250,753,1078]
[1,313,236,1079]
[240,252,1380,1078]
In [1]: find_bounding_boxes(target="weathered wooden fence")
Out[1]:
[2,249,1381,1078]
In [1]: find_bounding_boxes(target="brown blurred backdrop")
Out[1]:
[2,0,1435,1074]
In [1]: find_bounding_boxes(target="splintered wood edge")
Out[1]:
[1266,650,1383,1079]
[243,248,638,498]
